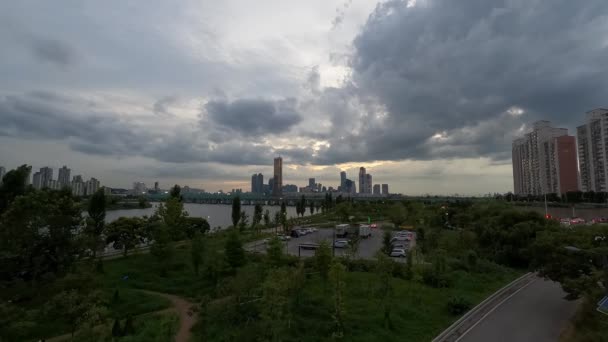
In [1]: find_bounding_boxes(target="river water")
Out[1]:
[105,203,308,228]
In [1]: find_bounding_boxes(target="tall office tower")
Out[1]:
[358,167,366,194]
[39,167,53,188]
[251,174,259,193]
[268,177,274,193]
[71,180,84,196]
[0,166,5,185]
[57,165,71,188]
[309,178,315,188]
[86,178,100,196]
[382,184,389,195]
[33,172,42,189]
[72,175,83,183]
[512,120,579,195]
[373,184,380,195]
[577,108,608,192]
[273,157,283,197]
[340,171,346,191]
[154,181,159,192]
[366,174,373,194]
[257,173,263,194]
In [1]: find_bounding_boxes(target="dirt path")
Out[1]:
[141,290,198,342]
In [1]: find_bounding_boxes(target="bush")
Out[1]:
[421,267,452,288]
[447,295,472,315]
[341,259,376,272]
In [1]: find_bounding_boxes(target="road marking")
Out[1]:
[455,277,537,342]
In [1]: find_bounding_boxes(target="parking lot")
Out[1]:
[246,227,415,262]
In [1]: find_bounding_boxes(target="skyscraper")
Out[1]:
[366,174,372,194]
[0,166,5,185]
[358,167,366,194]
[86,178,100,196]
[33,172,42,189]
[512,120,579,195]
[373,184,380,195]
[251,174,259,193]
[257,173,264,194]
[273,157,283,197]
[309,178,315,188]
[58,165,71,188]
[577,108,608,192]
[268,177,274,193]
[340,171,346,191]
[154,181,159,192]
[382,184,389,195]
[39,167,53,189]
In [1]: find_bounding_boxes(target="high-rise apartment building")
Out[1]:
[359,167,366,194]
[73,175,83,183]
[257,173,263,194]
[86,178,100,196]
[154,182,159,192]
[58,166,71,188]
[512,121,579,195]
[382,184,389,195]
[251,174,259,193]
[340,171,346,191]
[273,157,283,197]
[39,167,53,188]
[577,108,608,192]
[72,180,84,196]
[373,184,380,195]
[309,178,315,188]
[366,174,372,194]
[33,172,42,189]
[0,166,5,185]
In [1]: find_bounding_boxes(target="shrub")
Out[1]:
[447,295,472,315]
[421,267,452,288]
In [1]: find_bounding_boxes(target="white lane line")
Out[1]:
[455,277,537,342]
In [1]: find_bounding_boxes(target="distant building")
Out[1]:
[33,172,42,189]
[39,167,53,189]
[282,184,298,193]
[366,174,372,194]
[382,184,389,195]
[268,177,274,193]
[72,175,83,183]
[154,181,159,192]
[322,186,327,192]
[344,179,356,194]
[71,180,85,197]
[373,184,380,195]
[577,108,608,192]
[103,186,112,196]
[133,182,146,195]
[309,178,315,188]
[512,120,579,195]
[58,166,71,188]
[317,183,322,192]
[251,174,259,193]
[85,178,100,196]
[0,166,5,185]
[359,167,366,194]
[273,157,283,197]
[340,171,346,191]
[257,173,264,194]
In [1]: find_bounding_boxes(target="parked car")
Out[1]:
[391,243,408,250]
[305,228,315,234]
[333,240,349,248]
[300,243,320,250]
[291,229,304,238]
[390,236,408,243]
[277,234,291,241]
[390,248,407,257]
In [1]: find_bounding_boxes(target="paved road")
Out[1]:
[459,278,578,342]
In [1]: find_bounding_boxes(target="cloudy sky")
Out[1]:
[1,0,607,195]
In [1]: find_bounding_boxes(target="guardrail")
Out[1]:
[432,272,536,342]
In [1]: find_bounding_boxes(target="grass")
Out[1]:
[561,295,608,342]
[68,312,179,342]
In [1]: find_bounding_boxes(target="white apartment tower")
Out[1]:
[577,108,608,192]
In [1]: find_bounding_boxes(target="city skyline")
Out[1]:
[2,1,608,195]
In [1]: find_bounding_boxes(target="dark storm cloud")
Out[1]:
[312,0,608,164]
[205,98,302,136]
[31,38,75,67]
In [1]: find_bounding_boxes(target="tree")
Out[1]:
[150,223,174,276]
[274,211,281,233]
[169,184,181,199]
[405,249,413,280]
[280,201,287,217]
[315,241,332,279]
[263,209,271,228]
[86,188,106,258]
[0,164,31,214]
[155,197,188,240]
[329,261,347,338]
[298,195,306,217]
[238,211,249,232]
[382,230,392,254]
[0,189,81,284]
[123,315,135,335]
[112,318,122,337]
[184,217,210,239]
[105,217,146,257]
[266,236,284,268]
[46,290,107,339]
[225,230,245,269]
[309,201,315,215]
[232,196,241,228]
[253,204,263,231]
[376,253,395,329]
[191,231,205,275]
[261,268,293,341]
[388,203,407,228]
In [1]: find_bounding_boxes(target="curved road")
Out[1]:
[459,278,578,342]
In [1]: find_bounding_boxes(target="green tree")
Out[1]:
[184,216,210,239]
[253,204,263,231]
[309,201,315,215]
[112,318,122,337]
[123,315,135,335]
[315,241,332,279]
[238,211,249,232]
[0,164,31,214]
[382,230,392,254]
[263,209,271,227]
[232,196,241,228]
[86,188,106,258]
[225,230,245,269]
[274,211,281,233]
[46,290,107,339]
[105,217,146,257]
[329,261,346,338]
[191,231,205,275]
[261,268,293,341]
[266,236,284,268]
[155,197,188,240]
[169,184,181,199]
[280,201,287,217]
[388,203,407,228]
[150,223,174,276]
[376,253,395,329]
[405,249,414,280]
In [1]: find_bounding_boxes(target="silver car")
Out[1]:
[390,248,406,257]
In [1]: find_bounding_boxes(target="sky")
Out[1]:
[1,0,607,195]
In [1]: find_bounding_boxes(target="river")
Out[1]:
[105,203,308,228]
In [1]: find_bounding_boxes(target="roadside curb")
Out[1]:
[432,272,536,342]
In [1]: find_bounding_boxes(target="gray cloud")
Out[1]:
[205,98,302,136]
[310,0,608,164]
[31,38,75,67]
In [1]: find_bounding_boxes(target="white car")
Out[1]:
[391,243,408,250]
[277,234,291,241]
[390,249,406,257]
[306,228,315,234]
[334,240,349,248]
